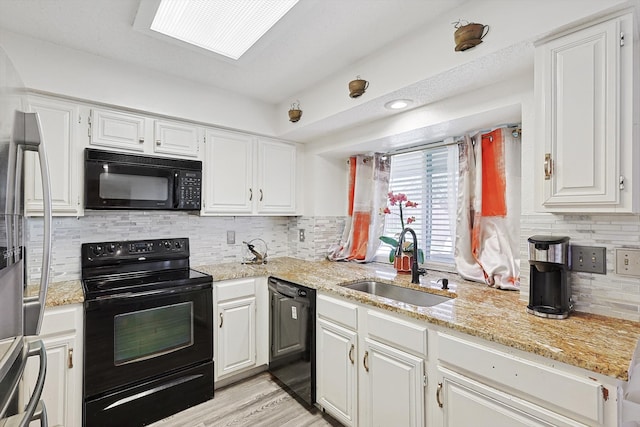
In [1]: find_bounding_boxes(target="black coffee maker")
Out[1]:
[527,235,572,319]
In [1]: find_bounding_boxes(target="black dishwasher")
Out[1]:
[268,277,316,406]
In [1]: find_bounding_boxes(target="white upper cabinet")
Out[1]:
[256,138,297,214]
[89,108,146,152]
[25,95,83,216]
[202,129,298,215]
[202,128,255,214]
[535,12,637,212]
[153,119,200,158]
[89,108,201,159]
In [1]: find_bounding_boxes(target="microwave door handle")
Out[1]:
[173,172,180,208]
[15,112,52,336]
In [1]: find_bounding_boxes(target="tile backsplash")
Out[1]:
[27,210,640,321]
[520,213,640,321]
[25,212,346,284]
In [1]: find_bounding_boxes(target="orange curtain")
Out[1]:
[455,127,521,290]
[328,154,390,262]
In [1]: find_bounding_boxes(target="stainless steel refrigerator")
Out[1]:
[0,46,53,426]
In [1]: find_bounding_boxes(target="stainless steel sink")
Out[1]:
[343,281,452,307]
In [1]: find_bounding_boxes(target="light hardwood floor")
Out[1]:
[149,373,343,427]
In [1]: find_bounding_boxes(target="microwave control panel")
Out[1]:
[177,171,201,209]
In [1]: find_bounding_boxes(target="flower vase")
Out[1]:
[394,253,413,274]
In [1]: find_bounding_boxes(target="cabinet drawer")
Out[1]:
[40,305,82,336]
[438,332,604,424]
[216,278,256,301]
[366,309,427,356]
[318,294,358,330]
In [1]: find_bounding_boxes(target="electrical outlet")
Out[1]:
[226,230,235,245]
[570,245,606,274]
[616,248,640,277]
[299,229,305,242]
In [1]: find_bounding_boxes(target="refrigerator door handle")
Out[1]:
[17,112,52,336]
[3,340,49,427]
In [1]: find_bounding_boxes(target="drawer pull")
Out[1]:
[219,312,224,328]
[363,351,369,372]
[348,344,354,364]
[68,348,74,369]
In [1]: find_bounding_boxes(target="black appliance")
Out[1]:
[268,277,316,406]
[81,237,213,427]
[84,148,202,211]
[527,235,572,319]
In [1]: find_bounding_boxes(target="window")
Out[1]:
[377,144,459,269]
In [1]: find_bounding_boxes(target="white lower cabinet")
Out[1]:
[213,277,268,382]
[437,367,585,427]
[24,304,83,427]
[361,338,425,427]
[316,293,427,427]
[316,318,358,426]
[435,331,617,427]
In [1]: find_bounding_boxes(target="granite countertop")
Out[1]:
[33,257,640,381]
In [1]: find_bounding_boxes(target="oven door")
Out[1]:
[83,283,213,398]
[84,160,176,210]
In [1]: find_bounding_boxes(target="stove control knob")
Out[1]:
[92,245,103,256]
[163,241,172,249]
[106,243,116,254]
[174,241,182,249]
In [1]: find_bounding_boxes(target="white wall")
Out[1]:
[0,30,278,136]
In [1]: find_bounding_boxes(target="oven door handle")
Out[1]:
[92,283,211,302]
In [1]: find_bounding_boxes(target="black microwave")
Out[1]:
[84,148,202,211]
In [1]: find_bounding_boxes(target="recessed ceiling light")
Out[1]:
[150,0,299,60]
[384,99,413,110]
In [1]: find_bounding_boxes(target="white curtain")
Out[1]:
[328,153,390,262]
[454,127,521,290]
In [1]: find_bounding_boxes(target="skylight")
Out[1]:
[150,0,299,60]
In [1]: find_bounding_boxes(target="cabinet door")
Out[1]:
[437,368,586,427]
[89,108,146,151]
[316,318,358,427]
[153,120,200,158]
[25,97,82,216]
[361,338,425,427]
[217,296,256,377]
[256,139,296,214]
[537,17,622,208]
[203,129,254,214]
[24,333,77,427]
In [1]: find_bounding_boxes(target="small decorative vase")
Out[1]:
[394,253,413,274]
[288,108,302,122]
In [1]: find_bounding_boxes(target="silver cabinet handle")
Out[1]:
[139,137,144,143]
[544,153,552,180]
[259,189,263,202]
[156,140,161,146]
[436,382,444,408]
[363,350,369,372]
[249,188,253,201]
[219,312,223,328]
[348,344,355,364]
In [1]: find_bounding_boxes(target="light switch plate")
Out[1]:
[299,229,305,242]
[570,245,606,274]
[226,230,235,244]
[616,248,640,277]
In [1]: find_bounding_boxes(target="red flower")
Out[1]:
[406,216,416,224]
[383,207,391,214]
[405,201,418,208]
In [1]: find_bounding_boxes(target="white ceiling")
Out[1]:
[0,0,467,105]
